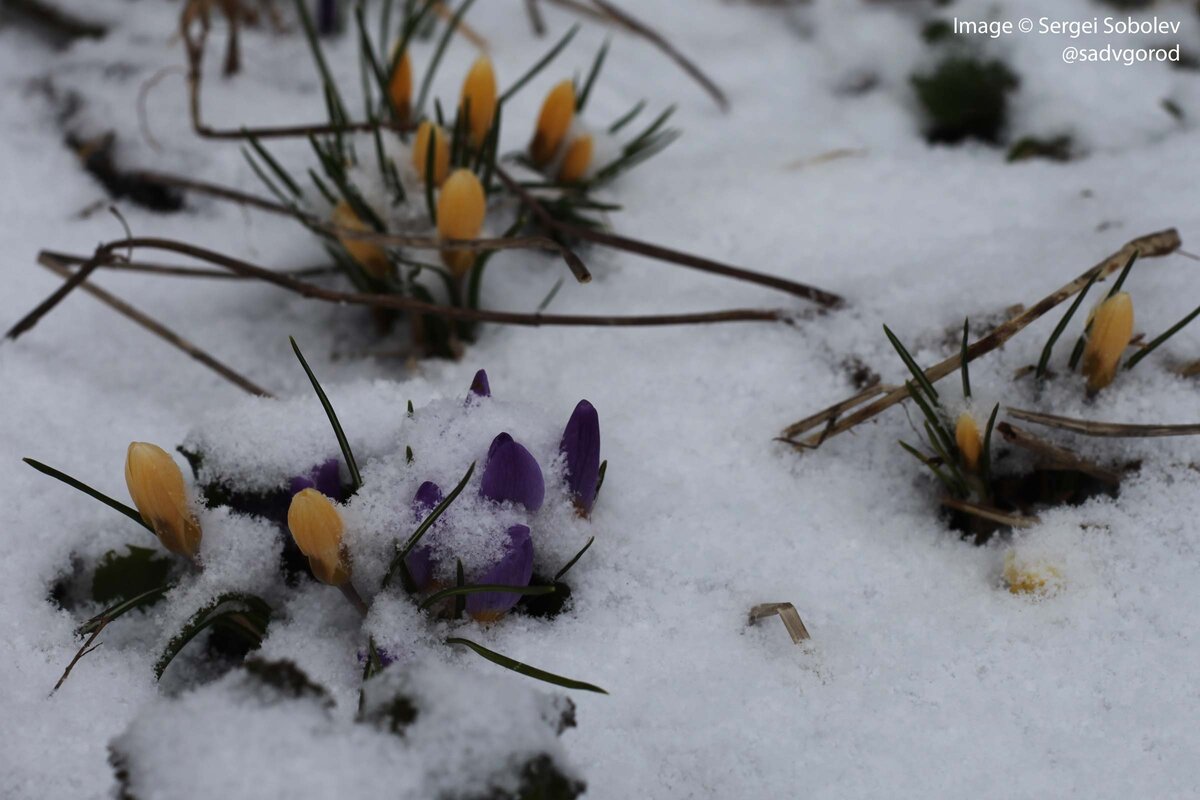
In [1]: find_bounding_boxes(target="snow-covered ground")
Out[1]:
[2,0,1200,797]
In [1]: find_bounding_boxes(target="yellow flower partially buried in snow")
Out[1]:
[412,120,450,186]
[125,442,202,559]
[955,412,982,473]
[460,56,497,147]
[557,133,593,183]
[388,48,413,124]
[1081,292,1134,392]
[332,201,390,279]
[287,488,350,586]
[529,80,575,167]
[437,168,486,278]
[1003,549,1062,596]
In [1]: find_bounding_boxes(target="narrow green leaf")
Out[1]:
[292,0,348,126]
[77,584,171,636]
[424,130,438,225]
[594,460,608,496]
[246,133,302,197]
[960,318,971,398]
[23,458,151,532]
[883,324,939,403]
[1106,250,1138,298]
[446,637,608,694]
[980,402,1000,486]
[290,337,363,491]
[498,24,579,105]
[454,559,466,619]
[414,0,478,117]
[576,39,609,111]
[383,461,475,587]
[419,583,555,610]
[608,99,645,134]
[1125,302,1200,371]
[154,592,271,680]
[554,536,594,582]
[1037,268,1101,379]
[92,545,171,606]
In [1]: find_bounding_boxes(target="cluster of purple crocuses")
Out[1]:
[405,370,601,621]
[286,370,600,623]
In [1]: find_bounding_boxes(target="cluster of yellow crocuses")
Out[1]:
[334,53,597,284]
[124,443,351,588]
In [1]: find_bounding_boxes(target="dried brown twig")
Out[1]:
[542,0,729,111]
[779,229,1182,449]
[940,497,1039,529]
[8,240,790,351]
[1006,408,1200,439]
[748,602,810,644]
[37,253,274,397]
[997,422,1122,484]
[494,167,842,306]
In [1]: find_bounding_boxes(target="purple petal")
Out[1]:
[289,458,343,501]
[480,433,544,512]
[466,525,534,621]
[407,481,444,591]
[467,369,491,400]
[560,400,600,515]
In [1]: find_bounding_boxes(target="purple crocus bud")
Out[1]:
[468,369,491,399]
[289,458,343,501]
[559,400,600,516]
[406,481,443,592]
[466,525,534,622]
[480,433,544,512]
[315,0,339,36]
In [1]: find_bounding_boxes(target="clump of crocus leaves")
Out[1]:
[27,343,607,696]
[245,0,678,356]
[885,321,999,507]
[1035,251,1200,394]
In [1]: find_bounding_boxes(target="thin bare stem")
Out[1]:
[51,625,105,695]
[35,253,275,397]
[495,167,841,306]
[19,241,788,330]
[996,422,1122,484]
[779,229,1182,449]
[543,0,729,111]
[940,497,1039,529]
[1006,408,1200,438]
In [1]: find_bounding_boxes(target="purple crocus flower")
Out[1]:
[406,481,443,592]
[315,0,339,36]
[466,524,534,622]
[468,369,491,400]
[560,400,600,516]
[480,433,544,512]
[289,458,344,501]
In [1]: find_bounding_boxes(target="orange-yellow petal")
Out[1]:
[125,442,202,558]
[287,488,350,586]
[412,120,451,186]
[557,134,593,183]
[332,201,390,279]
[460,56,497,147]
[1081,292,1134,392]
[437,169,486,277]
[955,412,982,473]
[389,49,413,123]
[529,80,575,167]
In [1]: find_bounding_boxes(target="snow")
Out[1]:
[2,0,1200,798]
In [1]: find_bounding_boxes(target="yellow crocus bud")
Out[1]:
[1003,550,1061,595]
[389,48,413,124]
[412,120,450,187]
[332,201,390,279]
[529,80,575,167]
[125,443,202,559]
[557,134,593,183]
[460,56,497,147]
[437,168,486,277]
[1081,292,1134,392]
[955,412,982,473]
[287,489,350,586]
